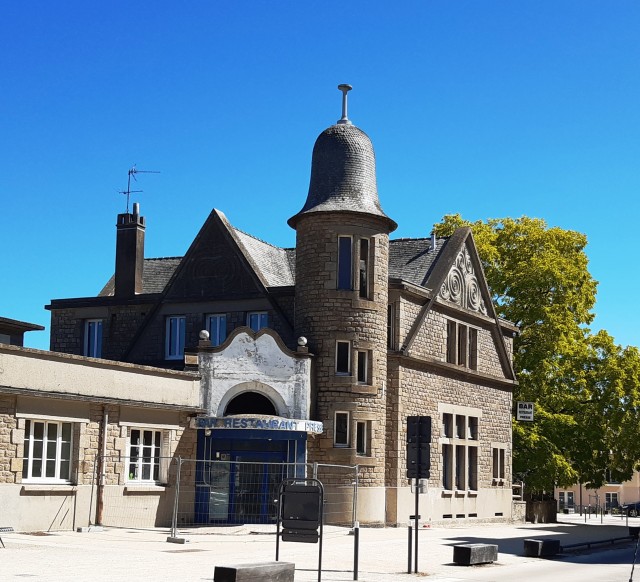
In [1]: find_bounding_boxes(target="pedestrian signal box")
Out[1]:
[406,416,431,479]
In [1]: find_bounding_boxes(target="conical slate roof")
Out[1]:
[288,122,397,231]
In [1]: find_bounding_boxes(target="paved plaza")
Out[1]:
[2,514,639,581]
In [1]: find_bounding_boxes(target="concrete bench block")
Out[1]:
[523,538,561,557]
[453,543,498,565]
[213,561,295,582]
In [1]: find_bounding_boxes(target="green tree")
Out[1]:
[434,215,640,491]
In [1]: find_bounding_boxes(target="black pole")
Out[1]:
[275,487,282,561]
[407,524,412,573]
[414,483,420,573]
[353,525,359,580]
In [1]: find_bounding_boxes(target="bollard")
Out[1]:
[353,524,359,581]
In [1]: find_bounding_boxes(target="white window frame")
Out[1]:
[206,313,227,346]
[605,492,619,510]
[84,319,103,358]
[127,427,166,484]
[247,311,268,332]
[22,419,73,483]
[334,411,350,447]
[165,316,186,360]
[336,341,351,375]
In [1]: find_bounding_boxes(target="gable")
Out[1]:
[164,210,266,301]
[439,244,488,316]
[397,227,517,382]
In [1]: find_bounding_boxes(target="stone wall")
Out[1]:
[294,213,390,490]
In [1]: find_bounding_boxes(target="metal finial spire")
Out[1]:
[337,84,353,125]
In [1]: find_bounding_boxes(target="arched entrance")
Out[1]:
[196,389,309,525]
[224,391,277,415]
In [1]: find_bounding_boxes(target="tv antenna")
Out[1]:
[119,165,160,212]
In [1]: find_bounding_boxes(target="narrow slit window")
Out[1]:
[334,412,349,447]
[457,325,468,366]
[336,341,351,375]
[356,350,368,383]
[468,328,478,370]
[359,238,369,298]
[387,303,396,349]
[442,444,453,490]
[356,421,368,455]
[455,445,466,490]
[468,446,478,490]
[337,236,353,290]
[446,320,457,364]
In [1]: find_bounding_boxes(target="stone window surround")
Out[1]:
[21,418,73,484]
[335,232,377,299]
[330,404,377,464]
[491,442,508,485]
[446,318,479,370]
[438,404,482,496]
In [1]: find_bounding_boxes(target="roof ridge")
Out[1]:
[143,256,183,262]
[390,236,447,242]
[232,227,286,251]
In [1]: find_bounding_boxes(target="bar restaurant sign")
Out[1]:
[516,401,534,422]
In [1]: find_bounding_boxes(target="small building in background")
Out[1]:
[0,316,44,346]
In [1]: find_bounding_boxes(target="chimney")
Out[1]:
[115,202,145,297]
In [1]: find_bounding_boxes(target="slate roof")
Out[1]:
[98,228,296,297]
[232,228,295,287]
[288,124,396,231]
[99,235,449,297]
[388,237,448,289]
[98,257,182,297]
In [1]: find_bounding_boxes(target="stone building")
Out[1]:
[44,86,518,525]
[0,339,201,531]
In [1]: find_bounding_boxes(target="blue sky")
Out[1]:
[2,1,639,350]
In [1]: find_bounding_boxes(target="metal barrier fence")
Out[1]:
[85,455,358,534]
[170,458,358,537]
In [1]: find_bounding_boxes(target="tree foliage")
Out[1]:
[434,215,640,491]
